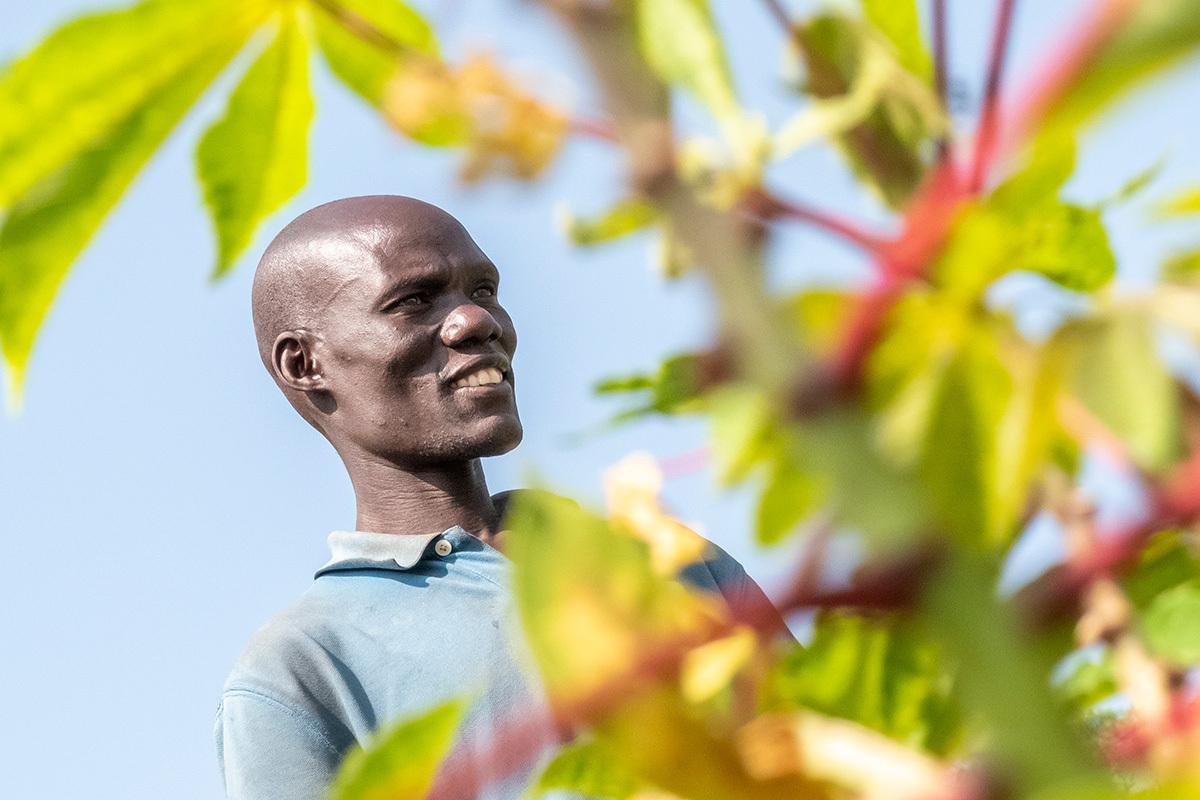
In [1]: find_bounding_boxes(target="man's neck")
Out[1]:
[343,452,500,542]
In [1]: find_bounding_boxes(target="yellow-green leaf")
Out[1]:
[329,699,465,800]
[0,41,246,401]
[0,0,269,207]
[861,0,932,82]
[635,0,739,128]
[1158,187,1200,217]
[1038,0,1200,142]
[313,0,438,108]
[558,198,658,246]
[196,12,315,277]
[527,739,642,800]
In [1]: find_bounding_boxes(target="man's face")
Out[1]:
[315,217,522,466]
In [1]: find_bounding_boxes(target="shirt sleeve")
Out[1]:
[684,543,794,641]
[215,688,349,800]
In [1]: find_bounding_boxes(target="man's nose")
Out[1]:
[440,302,503,347]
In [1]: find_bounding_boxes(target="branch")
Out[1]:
[968,0,1018,193]
[759,0,795,40]
[309,0,409,56]
[932,0,951,161]
[742,188,887,255]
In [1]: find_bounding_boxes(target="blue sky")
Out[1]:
[1,1,1197,797]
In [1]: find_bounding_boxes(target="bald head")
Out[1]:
[249,195,521,464]
[251,195,473,373]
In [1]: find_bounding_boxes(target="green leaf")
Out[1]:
[559,198,658,246]
[1123,529,1200,610]
[313,0,438,108]
[1060,311,1181,470]
[527,739,641,800]
[0,40,246,400]
[861,0,933,82]
[708,384,773,486]
[505,491,715,704]
[764,613,961,755]
[196,12,315,277]
[755,455,821,546]
[1163,248,1200,281]
[920,328,1012,546]
[1054,649,1118,715]
[1037,0,1200,142]
[792,14,944,208]
[593,352,705,423]
[1141,581,1200,665]
[329,699,465,800]
[0,0,269,207]
[1158,187,1200,217]
[635,0,739,127]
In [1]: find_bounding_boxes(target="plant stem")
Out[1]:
[969,0,1018,193]
[309,0,409,56]
[933,0,951,161]
[745,188,886,254]
[759,0,794,39]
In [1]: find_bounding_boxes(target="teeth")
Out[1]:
[452,367,505,389]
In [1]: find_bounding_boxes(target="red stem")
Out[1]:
[744,188,887,254]
[569,114,619,142]
[969,0,1018,193]
[933,0,951,161]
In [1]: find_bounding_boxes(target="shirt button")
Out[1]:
[434,539,453,557]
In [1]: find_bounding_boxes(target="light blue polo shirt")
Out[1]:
[215,497,773,800]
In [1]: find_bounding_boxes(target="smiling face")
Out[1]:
[254,197,522,468]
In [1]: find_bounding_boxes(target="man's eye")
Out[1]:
[472,285,496,300]
[388,293,427,311]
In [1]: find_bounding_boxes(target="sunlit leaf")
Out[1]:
[329,700,465,800]
[527,738,642,800]
[634,0,739,129]
[792,14,945,208]
[0,40,247,399]
[594,353,705,422]
[604,453,709,575]
[755,455,821,546]
[1141,581,1200,665]
[1054,649,1118,716]
[781,289,852,355]
[1123,528,1200,611]
[764,613,961,755]
[708,384,773,486]
[681,626,756,703]
[506,491,719,704]
[196,11,314,277]
[559,198,659,246]
[0,0,269,207]
[1163,248,1200,281]
[313,0,438,108]
[1158,187,1200,217]
[1059,311,1182,470]
[861,0,933,82]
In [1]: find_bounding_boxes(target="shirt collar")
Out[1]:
[314,490,523,578]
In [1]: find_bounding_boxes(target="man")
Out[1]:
[216,196,779,799]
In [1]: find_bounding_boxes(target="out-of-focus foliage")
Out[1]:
[7,0,1200,798]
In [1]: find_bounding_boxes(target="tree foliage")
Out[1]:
[6,0,1200,798]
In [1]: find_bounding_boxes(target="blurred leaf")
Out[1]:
[0,39,246,398]
[920,328,1012,546]
[560,198,659,246]
[1037,0,1200,142]
[1158,187,1200,217]
[0,0,268,207]
[1123,528,1200,611]
[765,614,961,755]
[755,455,822,546]
[1141,581,1200,664]
[196,11,314,277]
[1055,649,1118,715]
[635,0,739,128]
[1060,311,1181,470]
[781,289,852,355]
[861,0,933,82]
[1017,203,1116,293]
[926,556,1098,792]
[527,739,642,800]
[604,453,709,575]
[1098,158,1163,208]
[594,353,705,421]
[681,626,756,703]
[506,491,719,704]
[792,14,944,208]
[1163,248,1200,281]
[709,384,774,486]
[989,136,1078,216]
[329,699,464,800]
[313,0,438,108]
[598,685,826,800]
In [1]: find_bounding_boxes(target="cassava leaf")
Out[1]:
[0,40,247,400]
[634,0,739,128]
[196,11,315,277]
[526,739,642,800]
[312,0,438,108]
[559,198,659,246]
[0,0,270,207]
[328,699,465,800]
[861,0,933,82]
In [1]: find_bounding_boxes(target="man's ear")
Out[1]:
[271,330,324,393]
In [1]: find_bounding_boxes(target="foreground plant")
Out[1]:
[5,0,1200,798]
